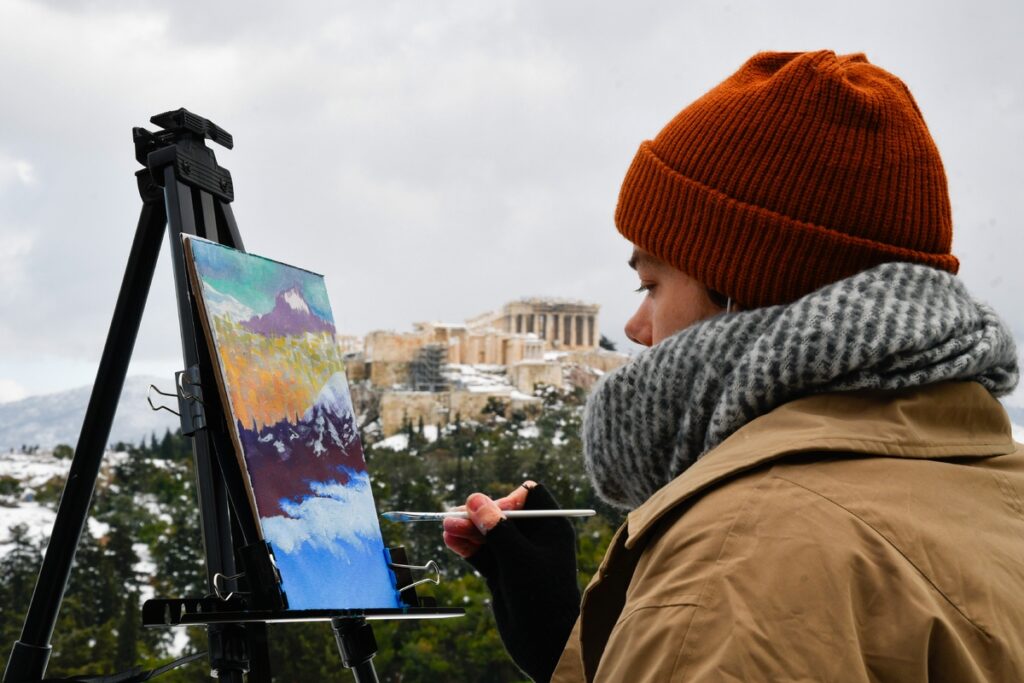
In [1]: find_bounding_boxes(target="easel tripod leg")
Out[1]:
[2,183,167,683]
[331,619,380,683]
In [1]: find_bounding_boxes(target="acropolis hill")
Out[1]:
[340,298,629,435]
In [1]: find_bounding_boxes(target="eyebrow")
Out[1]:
[628,249,650,270]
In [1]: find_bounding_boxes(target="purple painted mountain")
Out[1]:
[242,286,335,337]
[237,373,365,518]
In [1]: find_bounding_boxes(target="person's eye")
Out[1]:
[634,283,655,294]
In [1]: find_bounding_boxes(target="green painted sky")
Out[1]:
[188,238,333,320]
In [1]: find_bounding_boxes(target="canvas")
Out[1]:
[183,236,400,610]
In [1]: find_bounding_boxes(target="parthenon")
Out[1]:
[349,297,622,435]
[466,298,601,350]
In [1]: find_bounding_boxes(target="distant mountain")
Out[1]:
[0,376,181,452]
[241,286,335,337]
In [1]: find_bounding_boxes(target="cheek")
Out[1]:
[651,284,717,343]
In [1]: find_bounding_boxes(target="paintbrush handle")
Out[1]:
[381,509,596,522]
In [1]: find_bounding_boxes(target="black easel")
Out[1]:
[3,110,459,683]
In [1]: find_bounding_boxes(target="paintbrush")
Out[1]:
[381,509,596,522]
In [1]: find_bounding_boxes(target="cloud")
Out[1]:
[260,468,382,557]
[0,153,35,187]
[0,379,27,403]
[0,0,1021,396]
[0,232,34,300]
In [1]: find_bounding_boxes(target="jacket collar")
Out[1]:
[625,381,1017,549]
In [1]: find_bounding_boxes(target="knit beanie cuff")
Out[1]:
[615,141,960,309]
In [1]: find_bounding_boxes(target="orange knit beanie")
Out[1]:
[615,50,959,309]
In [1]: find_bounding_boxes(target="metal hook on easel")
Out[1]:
[175,367,204,403]
[147,384,182,416]
[210,571,249,602]
[146,366,207,435]
[389,559,441,592]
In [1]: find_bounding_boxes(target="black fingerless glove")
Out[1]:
[466,484,581,683]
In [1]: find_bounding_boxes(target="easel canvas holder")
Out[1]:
[3,110,461,683]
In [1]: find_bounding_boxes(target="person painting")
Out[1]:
[442,50,1024,682]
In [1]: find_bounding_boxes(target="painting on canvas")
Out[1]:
[183,236,399,610]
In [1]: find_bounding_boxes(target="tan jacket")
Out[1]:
[552,382,1024,682]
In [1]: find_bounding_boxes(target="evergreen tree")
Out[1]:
[0,525,41,658]
[0,388,624,681]
[115,592,140,670]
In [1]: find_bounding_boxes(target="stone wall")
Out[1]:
[343,353,368,382]
[370,361,411,388]
[378,389,543,436]
[564,349,631,373]
[379,392,448,435]
[508,361,563,395]
[365,329,431,363]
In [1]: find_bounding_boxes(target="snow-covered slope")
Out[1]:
[0,449,120,555]
[0,376,180,452]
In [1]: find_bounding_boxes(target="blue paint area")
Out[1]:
[259,468,400,610]
[272,536,400,609]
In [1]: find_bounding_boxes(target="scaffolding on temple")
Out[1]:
[410,344,449,392]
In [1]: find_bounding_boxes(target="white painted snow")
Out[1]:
[283,287,311,314]
[200,281,256,322]
[304,372,355,423]
[260,469,380,555]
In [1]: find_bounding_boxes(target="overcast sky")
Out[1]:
[0,0,1021,404]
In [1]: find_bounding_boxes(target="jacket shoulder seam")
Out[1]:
[772,473,992,638]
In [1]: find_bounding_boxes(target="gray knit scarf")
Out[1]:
[583,262,1019,509]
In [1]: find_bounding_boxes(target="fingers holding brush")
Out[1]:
[442,481,537,558]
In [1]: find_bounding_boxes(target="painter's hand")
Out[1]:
[444,482,580,683]
[442,482,533,557]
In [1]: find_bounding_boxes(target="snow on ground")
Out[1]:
[374,433,409,451]
[0,449,132,555]
[518,425,540,439]
[138,492,173,525]
[373,425,440,452]
[0,500,55,555]
[0,500,110,556]
[441,365,539,403]
[134,542,157,601]
[0,450,71,488]
[443,364,512,392]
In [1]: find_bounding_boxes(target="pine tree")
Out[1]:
[0,525,41,654]
[114,592,140,670]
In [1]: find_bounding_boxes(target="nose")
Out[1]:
[625,300,653,347]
